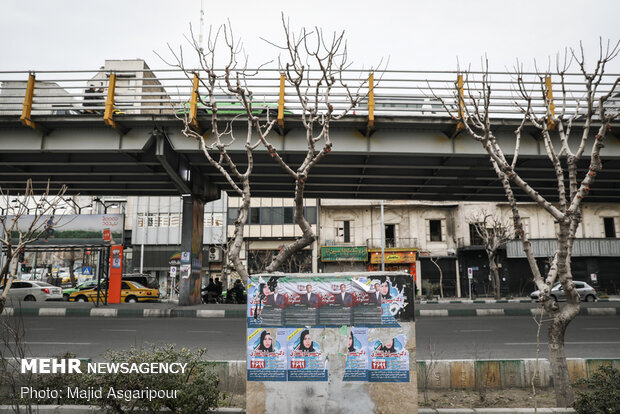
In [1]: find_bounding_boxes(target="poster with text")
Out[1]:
[286,327,328,381]
[343,327,369,381]
[369,334,410,382]
[247,328,287,381]
[247,275,415,328]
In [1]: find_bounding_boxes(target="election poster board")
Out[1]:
[246,273,414,384]
[246,274,413,329]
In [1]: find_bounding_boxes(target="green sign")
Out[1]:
[321,246,368,262]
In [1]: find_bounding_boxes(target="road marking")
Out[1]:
[101,329,137,332]
[456,329,493,332]
[505,341,620,345]
[584,327,619,330]
[39,308,66,317]
[420,309,449,317]
[196,310,225,318]
[29,328,54,331]
[23,342,94,345]
[187,330,222,333]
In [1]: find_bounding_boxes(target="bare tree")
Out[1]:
[435,40,619,406]
[158,23,277,282]
[260,15,375,272]
[0,179,68,314]
[428,256,444,299]
[467,210,513,299]
[162,17,377,280]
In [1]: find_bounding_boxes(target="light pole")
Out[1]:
[93,198,121,214]
[64,198,93,214]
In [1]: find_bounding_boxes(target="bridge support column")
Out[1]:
[178,195,204,306]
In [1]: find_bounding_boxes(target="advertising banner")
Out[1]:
[247,328,287,381]
[343,327,369,381]
[9,214,124,245]
[369,334,410,382]
[246,274,413,328]
[320,246,368,262]
[286,328,328,381]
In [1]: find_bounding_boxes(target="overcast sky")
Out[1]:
[1,0,619,73]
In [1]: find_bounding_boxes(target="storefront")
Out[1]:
[320,246,368,272]
[367,248,418,292]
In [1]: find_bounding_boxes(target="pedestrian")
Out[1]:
[472,280,478,299]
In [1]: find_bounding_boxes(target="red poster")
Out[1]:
[103,228,111,242]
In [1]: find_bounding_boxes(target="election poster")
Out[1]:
[343,327,369,381]
[286,328,328,381]
[247,328,287,381]
[369,334,410,382]
[246,274,412,328]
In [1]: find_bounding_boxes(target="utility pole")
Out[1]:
[380,200,385,272]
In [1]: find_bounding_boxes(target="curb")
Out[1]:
[0,406,244,414]
[419,298,619,304]
[418,410,575,413]
[4,307,248,319]
[5,306,619,318]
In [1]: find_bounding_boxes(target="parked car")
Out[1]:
[530,281,598,302]
[0,281,63,302]
[122,274,159,290]
[61,280,100,301]
[69,280,159,303]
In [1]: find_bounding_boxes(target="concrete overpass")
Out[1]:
[1,65,618,202]
[0,115,619,202]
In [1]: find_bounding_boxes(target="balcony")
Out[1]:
[366,238,418,249]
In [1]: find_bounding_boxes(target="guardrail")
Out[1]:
[1,68,618,121]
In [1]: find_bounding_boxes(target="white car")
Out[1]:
[530,281,598,302]
[1,280,63,303]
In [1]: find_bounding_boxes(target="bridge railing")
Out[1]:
[0,68,618,120]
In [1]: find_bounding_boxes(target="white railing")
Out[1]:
[0,68,618,119]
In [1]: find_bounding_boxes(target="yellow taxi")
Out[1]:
[68,280,159,303]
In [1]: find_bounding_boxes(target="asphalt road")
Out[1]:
[3,315,618,361]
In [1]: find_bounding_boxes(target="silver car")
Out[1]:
[1,280,63,303]
[530,281,598,302]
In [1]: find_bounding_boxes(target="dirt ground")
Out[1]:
[221,388,559,409]
[420,388,557,408]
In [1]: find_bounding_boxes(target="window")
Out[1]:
[137,213,181,228]
[385,224,395,247]
[469,223,485,245]
[284,207,294,224]
[226,206,316,225]
[429,219,443,242]
[335,220,353,243]
[604,217,616,238]
[303,206,317,224]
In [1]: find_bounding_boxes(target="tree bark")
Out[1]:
[547,312,575,406]
[487,251,501,299]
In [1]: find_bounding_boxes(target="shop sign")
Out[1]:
[370,251,416,264]
[321,246,368,262]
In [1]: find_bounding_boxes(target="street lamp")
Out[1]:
[64,198,93,214]
[93,197,121,214]
[11,198,30,214]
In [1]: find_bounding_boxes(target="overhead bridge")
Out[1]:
[1,67,618,202]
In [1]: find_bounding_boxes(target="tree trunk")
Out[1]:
[487,251,501,299]
[265,179,315,273]
[547,315,575,406]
